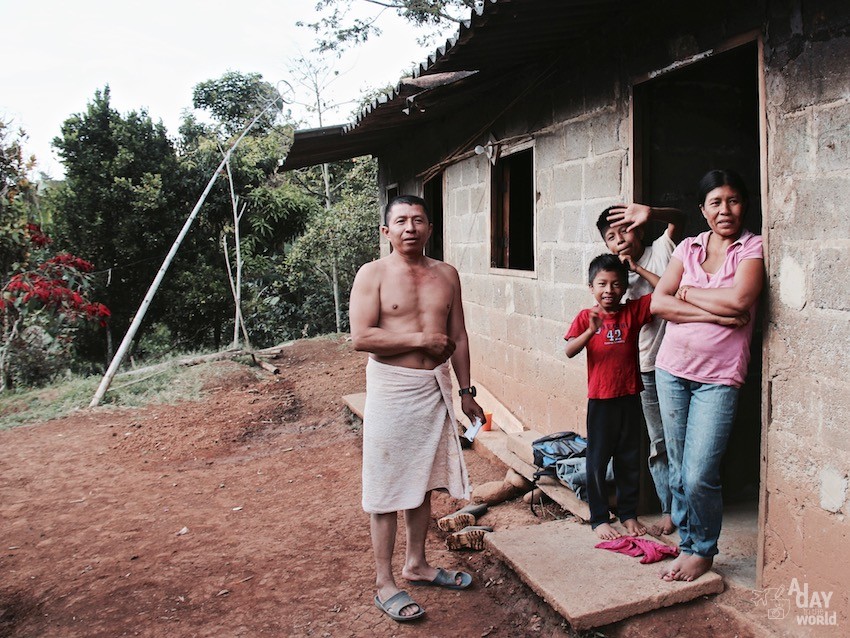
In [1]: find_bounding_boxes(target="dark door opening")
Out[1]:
[424,173,444,261]
[634,41,762,510]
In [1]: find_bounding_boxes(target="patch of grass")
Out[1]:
[0,354,260,431]
[0,375,100,430]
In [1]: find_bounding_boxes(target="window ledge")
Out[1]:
[488,267,538,280]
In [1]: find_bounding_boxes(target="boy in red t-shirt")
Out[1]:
[565,254,653,540]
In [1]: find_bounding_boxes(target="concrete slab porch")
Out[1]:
[486,518,724,630]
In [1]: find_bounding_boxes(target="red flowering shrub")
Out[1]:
[26,223,52,248]
[1,224,110,389]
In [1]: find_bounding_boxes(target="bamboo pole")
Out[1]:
[89,99,280,407]
[224,158,249,349]
[222,234,250,346]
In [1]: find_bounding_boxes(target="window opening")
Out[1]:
[491,148,534,271]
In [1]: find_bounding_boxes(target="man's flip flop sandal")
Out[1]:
[409,567,473,590]
[445,525,493,551]
[374,590,425,622]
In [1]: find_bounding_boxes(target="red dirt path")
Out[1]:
[0,337,756,637]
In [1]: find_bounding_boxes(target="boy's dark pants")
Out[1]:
[586,395,643,529]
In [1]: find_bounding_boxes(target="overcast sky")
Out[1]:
[1,0,455,177]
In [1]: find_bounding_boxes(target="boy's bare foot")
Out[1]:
[648,514,675,537]
[660,554,713,581]
[594,523,622,540]
[623,518,646,536]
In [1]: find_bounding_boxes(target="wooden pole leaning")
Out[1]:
[88,99,280,407]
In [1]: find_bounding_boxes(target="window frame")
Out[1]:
[489,140,537,277]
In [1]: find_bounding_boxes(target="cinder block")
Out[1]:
[555,202,583,243]
[536,131,567,166]
[815,103,850,172]
[771,111,812,176]
[584,154,623,199]
[820,377,850,453]
[536,168,554,209]
[507,429,544,466]
[774,37,850,111]
[538,282,567,321]
[536,245,555,283]
[590,112,623,155]
[553,164,583,204]
[512,280,539,317]
[564,122,591,160]
[537,206,561,245]
[811,247,850,311]
[461,156,477,187]
[553,248,587,286]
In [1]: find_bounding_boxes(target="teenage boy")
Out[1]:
[565,254,654,540]
[597,203,683,536]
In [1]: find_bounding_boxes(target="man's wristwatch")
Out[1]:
[458,386,477,398]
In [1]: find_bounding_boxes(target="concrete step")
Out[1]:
[473,427,591,522]
[486,518,724,630]
[342,392,366,419]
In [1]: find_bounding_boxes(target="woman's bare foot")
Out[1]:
[661,554,713,581]
[594,523,622,540]
[623,518,646,536]
[659,553,686,580]
[648,514,675,537]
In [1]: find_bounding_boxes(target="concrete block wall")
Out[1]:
[760,23,850,621]
[444,99,631,436]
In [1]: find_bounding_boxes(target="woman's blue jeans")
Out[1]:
[656,368,740,558]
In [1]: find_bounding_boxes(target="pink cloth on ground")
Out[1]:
[595,537,680,564]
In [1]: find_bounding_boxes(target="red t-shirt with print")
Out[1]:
[564,295,653,399]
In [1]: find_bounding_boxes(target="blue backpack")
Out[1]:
[531,431,587,480]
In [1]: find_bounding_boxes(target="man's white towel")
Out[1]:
[361,358,470,514]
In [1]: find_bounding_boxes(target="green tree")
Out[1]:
[49,87,185,361]
[0,121,37,275]
[171,72,315,349]
[283,156,379,334]
[192,71,284,137]
[299,0,472,52]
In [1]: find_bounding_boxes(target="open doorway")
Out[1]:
[423,173,444,261]
[633,41,763,516]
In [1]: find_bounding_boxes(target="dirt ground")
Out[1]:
[0,337,760,637]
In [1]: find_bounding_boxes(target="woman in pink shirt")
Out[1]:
[651,170,764,583]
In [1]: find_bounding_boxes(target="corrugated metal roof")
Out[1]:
[283,0,623,170]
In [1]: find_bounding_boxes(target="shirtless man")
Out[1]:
[349,195,485,622]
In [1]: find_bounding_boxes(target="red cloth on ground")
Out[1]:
[594,537,644,557]
[594,537,679,564]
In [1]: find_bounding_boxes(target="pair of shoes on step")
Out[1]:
[437,502,488,532]
[445,525,493,551]
[439,503,492,551]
